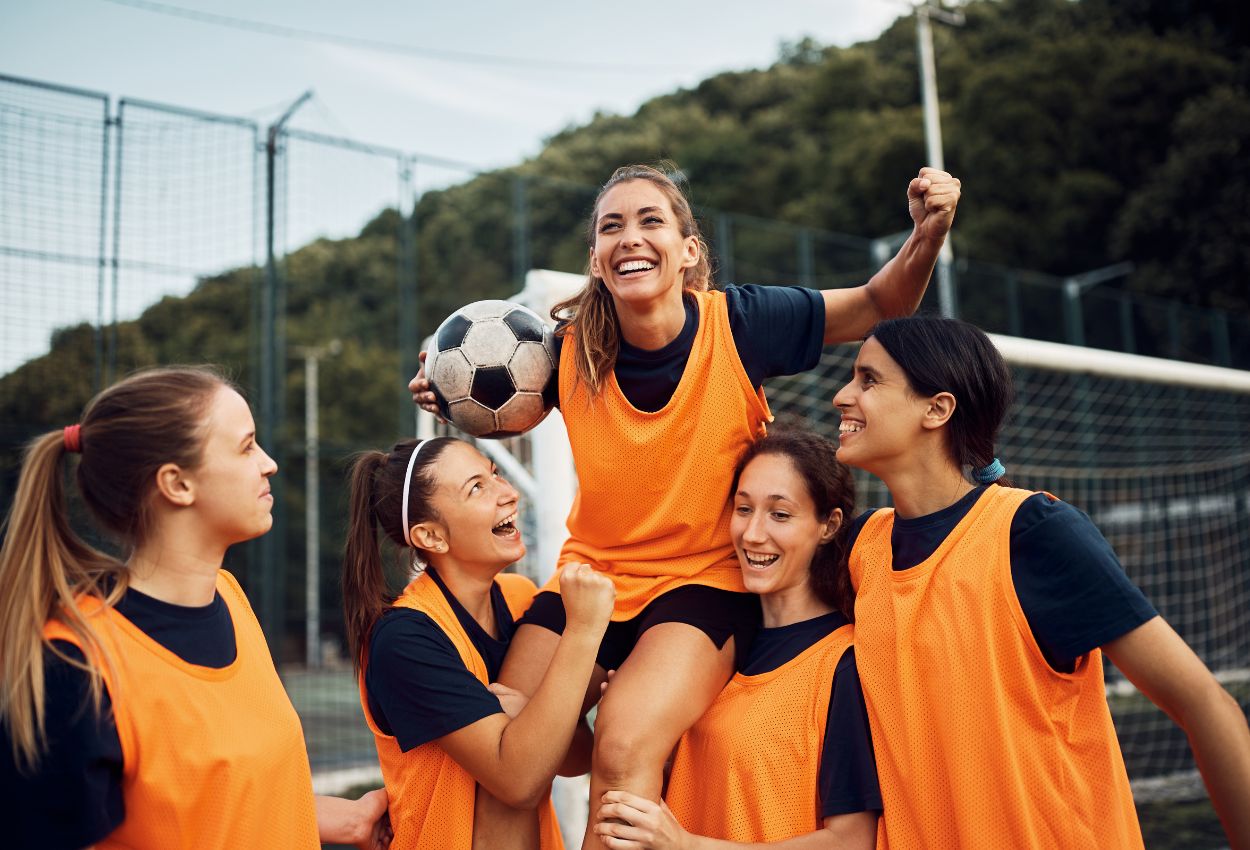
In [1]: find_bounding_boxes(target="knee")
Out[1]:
[592,715,666,786]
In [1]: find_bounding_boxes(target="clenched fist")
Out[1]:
[559,562,616,637]
[907,166,961,246]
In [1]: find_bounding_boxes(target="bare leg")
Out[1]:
[580,623,735,850]
[473,786,539,850]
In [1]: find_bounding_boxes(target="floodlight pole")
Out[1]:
[294,340,340,669]
[915,1,963,317]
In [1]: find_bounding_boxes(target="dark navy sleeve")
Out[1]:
[723,284,825,386]
[1010,494,1158,671]
[365,609,504,752]
[818,649,883,818]
[3,641,124,849]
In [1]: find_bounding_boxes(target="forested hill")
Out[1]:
[3,0,1246,451]
[518,0,1247,311]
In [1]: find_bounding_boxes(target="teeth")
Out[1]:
[493,513,516,530]
[744,552,779,568]
[839,421,863,434]
[616,260,655,274]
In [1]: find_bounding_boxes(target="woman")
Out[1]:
[832,314,1250,848]
[411,163,960,849]
[594,430,881,850]
[0,366,390,850]
[342,436,615,850]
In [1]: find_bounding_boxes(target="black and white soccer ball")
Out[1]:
[426,300,558,439]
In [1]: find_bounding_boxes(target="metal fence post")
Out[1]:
[1063,278,1084,347]
[399,156,418,435]
[513,174,530,290]
[95,98,113,393]
[108,101,125,384]
[797,226,814,289]
[259,92,311,658]
[716,213,735,285]
[1211,309,1232,367]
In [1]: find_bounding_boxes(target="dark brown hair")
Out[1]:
[868,315,1015,487]
[0,366,229,771]
[342,437,456,674]
[732,429,857,618]
[551,163,713,397]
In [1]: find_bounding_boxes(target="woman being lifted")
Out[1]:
[412,162,959,849]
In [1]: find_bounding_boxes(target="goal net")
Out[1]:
[769,334,1250,789]
[455,270,1250,797]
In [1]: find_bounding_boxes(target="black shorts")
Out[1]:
[516,584,762,672]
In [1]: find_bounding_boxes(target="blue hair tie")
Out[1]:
[972,458,1006,484]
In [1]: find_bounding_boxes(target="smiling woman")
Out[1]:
[0,366,390,850]
[833,315,1250,849]
[341,436,615,850]
[593,431,881,850]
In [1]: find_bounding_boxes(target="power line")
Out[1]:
[97,0,701,74]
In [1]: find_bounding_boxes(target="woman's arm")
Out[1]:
[437,563,614,809]
[594,792,876,850]
[1104,616,1250,848]
[820,167,960,344]
[315,789,391,850]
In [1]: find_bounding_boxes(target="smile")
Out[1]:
[615,259,655,276]
[492,513,518,538]
[743,551,779,569]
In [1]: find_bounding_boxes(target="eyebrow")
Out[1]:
[855,364,883,380]
[238,431,255,447]
[736,489,797,502]
[461,473,482,493]
[598,206,663,223]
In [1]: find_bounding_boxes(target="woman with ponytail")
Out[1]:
[343,436,615,850]
[0,366,390,850]
[411,162,961,848]
[831,314,1250,849]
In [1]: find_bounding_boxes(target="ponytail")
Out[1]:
[0,432,123,773]
[1,365,227,772]
[343,451,390,676]
[342,437,454,675]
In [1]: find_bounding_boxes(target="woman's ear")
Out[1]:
[153,462,194,507]
[681,234,700,270]
[921,392,957,431]
[411,522,448,555]
[819,507,844,545]
[589,245,602,280]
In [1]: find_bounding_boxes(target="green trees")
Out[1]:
[3,0,1246,654]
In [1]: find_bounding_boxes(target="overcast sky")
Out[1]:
[2,0,913,374]
[3,0,907,167]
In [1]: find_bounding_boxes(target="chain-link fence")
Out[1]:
[3,73,1249,786]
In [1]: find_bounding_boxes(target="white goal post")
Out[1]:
[420,270,1250,803]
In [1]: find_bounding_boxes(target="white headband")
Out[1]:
[401,439,434,548]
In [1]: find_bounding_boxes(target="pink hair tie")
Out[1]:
[63,424,82,453]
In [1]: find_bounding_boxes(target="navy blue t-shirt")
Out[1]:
[555,283,825,412]
[738,611,882,819]
[848,486,1158,672]
[2,586,237,850]
[365,568,515,752]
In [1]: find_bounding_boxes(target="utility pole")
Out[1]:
[294,340,341,669]
[915,0,963,317]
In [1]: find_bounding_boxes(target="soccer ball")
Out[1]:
[426,300,558,438]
